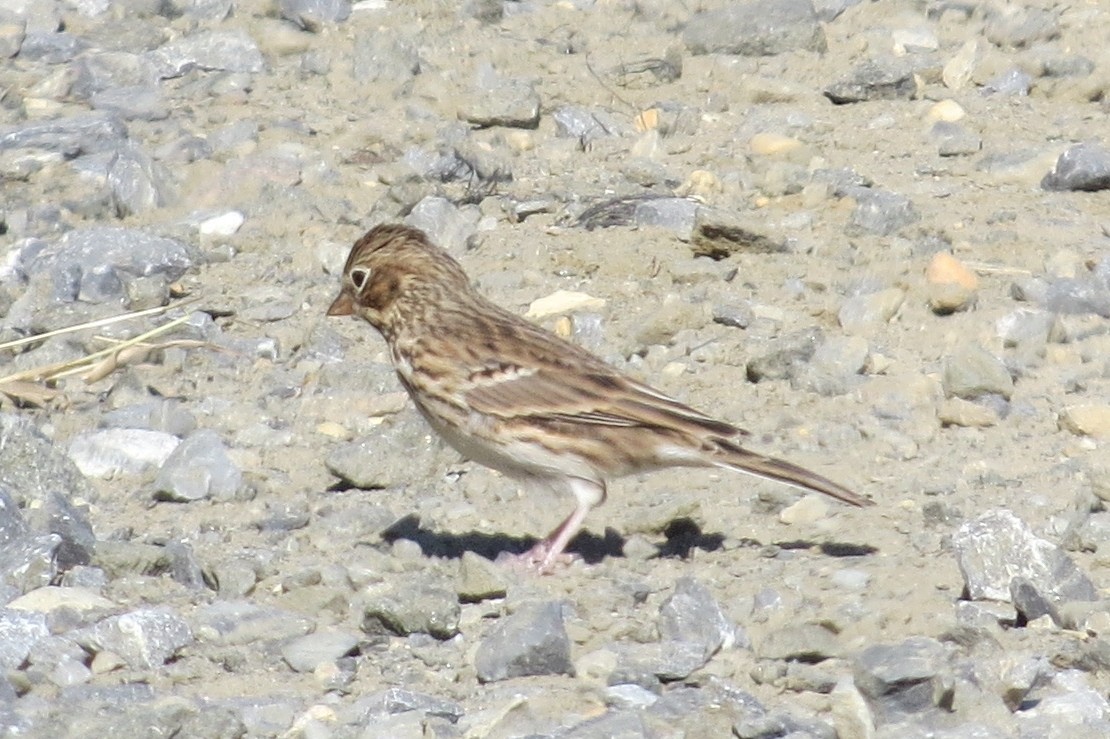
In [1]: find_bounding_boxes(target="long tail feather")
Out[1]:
[713,441,872,507]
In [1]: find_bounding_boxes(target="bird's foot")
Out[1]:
[496,542,579,575]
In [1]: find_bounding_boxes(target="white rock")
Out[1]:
[68,429,180,479]
[199,211,245,236]
[525,290,606,319]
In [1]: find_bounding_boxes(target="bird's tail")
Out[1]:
[712,439,872,507]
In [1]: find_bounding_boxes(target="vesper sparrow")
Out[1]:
[328,225,871,571]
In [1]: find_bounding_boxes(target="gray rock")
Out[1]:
[812,335,868,378]
[351,33,419,83]
[0,415,97,512]
[953,509,1097,604]
[153,429,243,502]
[984,6,1059,49]
[825,58,918,104]
[942,344,1014,400]
[404,197,480,252]
[1040,275,1110,317]
[195,600,313,645]
[746,327,823,382]
[68,428,180,479]
[92,540,174,581]
[107,142,174,216]
[846,188,919,236]
[658,577,734,659]
[165,0,234,21]
[0,608,49,670]
[1041,54,1095,78]
[712,302,753,329]
[1010,576,1061,625]
[734,710,836,739]
[72,51,158,97]
[684,0,826,56]
[998,654,1048,711]
[19,30,86,63]
[996,309,1060,357]
[281,629,360,672]
[361,583,459,640]
[1015,670,1110,737]
[756,622,841,661]
[632,198,699,238]
[0,111,127,155]
[552,106,629,142]
[102,400,197,437]
[325,418,439,490]
[0,15,26,58]
[0,486,29,550]
[77,607,193,669]
[59,566,108,590]
[474,601,574,682]
[210,557,258,598]
[345,687,464,724]
[279,0,350,32]
[456,551,508,603]
[208,120,259,153]
[931,122,982,157]
[148,30,265,79]
[853,636,950,714]
[1042,142,1110,192]
[165,541,207,591]
[38,491,95,572]
[463,0,502,24]
[812,0,863,22]
[90,85,169,121]
[458,75,540,129]
[982,68,1033,96]
[793,333,870,395]
[29,227,198,293]
[0,533,60,595]
[610,639,712,684]
[690,208,787,258]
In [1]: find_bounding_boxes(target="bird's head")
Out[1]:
[327,224,471,332]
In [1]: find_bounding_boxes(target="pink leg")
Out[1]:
[499,477,605,574]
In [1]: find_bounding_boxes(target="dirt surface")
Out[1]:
[3,0,1110,735]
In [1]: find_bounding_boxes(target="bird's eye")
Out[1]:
[350,267,371,290]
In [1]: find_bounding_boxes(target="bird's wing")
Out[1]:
[463,362,747,438]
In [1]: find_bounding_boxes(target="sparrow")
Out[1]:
[328,224,871,571]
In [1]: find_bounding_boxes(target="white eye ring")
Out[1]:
[350,267,371,290]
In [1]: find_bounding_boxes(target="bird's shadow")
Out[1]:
[380,514,877,564]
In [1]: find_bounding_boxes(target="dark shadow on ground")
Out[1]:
[380,514,623,564]
[380,515,875,565]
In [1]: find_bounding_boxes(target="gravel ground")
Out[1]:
[2,0,1110,737]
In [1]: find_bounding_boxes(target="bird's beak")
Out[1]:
[327,292,355,316]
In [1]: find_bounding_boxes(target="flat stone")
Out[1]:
[937,398,999,428]
[68,428,180,479]
[456,552,508,604]
[953,509,1097,603]
[942,344,1014,400]
[1058,405,1110,438]
[658,577,734,658]
[1042,143,1110,192]
[281,629,360,672]
[756,622,841,661]
[825,57,917,104]
[361,583,459,640]
[77,606,194,669]
[474,601,573,682]
[153,429,242,502]
[691,208,787,257]
[7,586,115,617]
[684,0,826,56]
